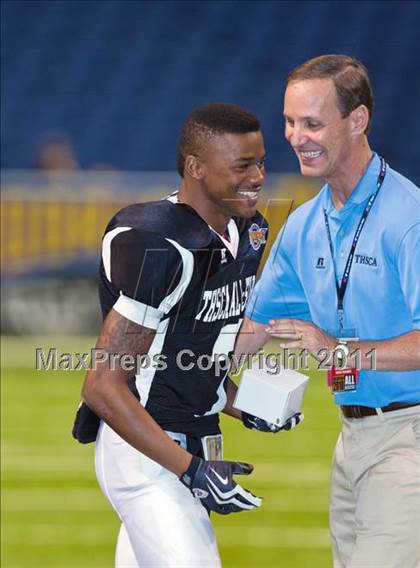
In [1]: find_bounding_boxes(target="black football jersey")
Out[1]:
[96,198,268,436]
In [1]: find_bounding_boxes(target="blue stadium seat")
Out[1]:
[2,0,419,183]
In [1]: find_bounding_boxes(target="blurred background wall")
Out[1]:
[2,0,420,334]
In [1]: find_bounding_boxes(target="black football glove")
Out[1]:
[242,411,304,433]
[180,456,262,515]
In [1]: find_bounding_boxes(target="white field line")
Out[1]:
[3,457,330,486]
[2,488,108,511]
[4,522,330,549]
[215,526,330,549]
[3,524,118,546]
[3,487,328,513]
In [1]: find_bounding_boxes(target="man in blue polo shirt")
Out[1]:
[234,55,420,567]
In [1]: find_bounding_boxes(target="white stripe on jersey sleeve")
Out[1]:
[226,218,239,258]
[194,376,227,417]
[158,238,194,313]
[112,238,194,328]
[134,318,170,405]
[102,227,132,282]
[193,320,242,418]
[113,294,163,329]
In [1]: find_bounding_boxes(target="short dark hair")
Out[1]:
[177,103,260,176]
[286,54,374,133]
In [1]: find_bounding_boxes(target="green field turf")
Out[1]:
[1,336,340,567]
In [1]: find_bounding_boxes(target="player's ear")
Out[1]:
[185,154,204,180]
[349,105,369,137]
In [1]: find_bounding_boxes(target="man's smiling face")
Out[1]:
[284,78,354,183]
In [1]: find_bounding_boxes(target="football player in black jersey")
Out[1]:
[73,103,302,567]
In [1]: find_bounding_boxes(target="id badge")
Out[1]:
[201,434,223,461]
[326,327,359,393]
[327,367,359,393]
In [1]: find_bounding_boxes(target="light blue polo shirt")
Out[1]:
[246,153,420,406]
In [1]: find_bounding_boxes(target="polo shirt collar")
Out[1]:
[324,152,380,215]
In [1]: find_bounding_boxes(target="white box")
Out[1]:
[233,368,309,426]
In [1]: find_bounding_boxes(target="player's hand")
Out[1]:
[179,456,262,515]
[242,411,304,432]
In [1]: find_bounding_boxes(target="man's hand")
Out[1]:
[180,456,262,515]
[266,318,336,359]
[242,411,304,432]
[267,319,420,372]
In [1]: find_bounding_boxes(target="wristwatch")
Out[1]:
[333,339,350,368]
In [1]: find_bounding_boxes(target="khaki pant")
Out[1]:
[330,405,420,568]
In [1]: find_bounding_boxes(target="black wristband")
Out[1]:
[179,455,202,488]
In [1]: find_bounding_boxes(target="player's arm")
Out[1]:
[222,376,242,419]
[82,227,193,474]
[82,308,192,476]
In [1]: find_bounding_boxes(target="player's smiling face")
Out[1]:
[199,131,266,219]
[284,78,354,183]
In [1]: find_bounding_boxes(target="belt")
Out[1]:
[341,402,420,419]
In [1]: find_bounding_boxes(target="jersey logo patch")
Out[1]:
[248,223,267,251]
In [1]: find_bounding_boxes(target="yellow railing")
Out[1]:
[1,201,126,271]
[1,171,321,274]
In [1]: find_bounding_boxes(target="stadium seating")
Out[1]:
[2,0,420,182]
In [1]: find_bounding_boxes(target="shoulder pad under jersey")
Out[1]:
[106,200,213,249]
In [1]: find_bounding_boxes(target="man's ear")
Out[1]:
[349,105,369,136]
[185,155,204,180]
